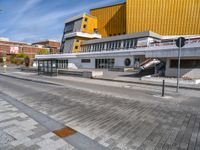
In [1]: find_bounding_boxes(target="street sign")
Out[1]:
[176,37,186,93]
[176,37,186,48]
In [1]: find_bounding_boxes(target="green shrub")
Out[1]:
[37,49,49,55]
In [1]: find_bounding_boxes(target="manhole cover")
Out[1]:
[0,130,16,147]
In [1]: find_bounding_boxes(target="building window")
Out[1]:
[84,18,88,22]
[111,42,115,49]
[76,39,79,42]
[81,59,91,63]
[170,59,200,68]
[83,24,87,28]
[124,58,131,67]
[95,58,115,69]
[64,22,74,33]
[75,46,79,49]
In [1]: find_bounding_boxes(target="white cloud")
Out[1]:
[2,0,42,34]
[2,0,122,42]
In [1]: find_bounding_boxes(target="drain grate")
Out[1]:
[0,130,15,147]
[53,127,76,138]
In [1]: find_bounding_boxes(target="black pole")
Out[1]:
[177,38,182,93]
[38,60,40,75]
[162,80,165,97]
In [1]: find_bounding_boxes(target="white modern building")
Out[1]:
[35,14,200,78]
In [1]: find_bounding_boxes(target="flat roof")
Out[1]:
[32,39,60,44]
[64,14,84,24]
[64,13,96,24]
[82,31,162,45]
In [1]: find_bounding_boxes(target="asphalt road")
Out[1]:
[0,75,200,150]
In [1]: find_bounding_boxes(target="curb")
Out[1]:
[1,72,199,91]
[0,73,63,86]
[93,77,200,91]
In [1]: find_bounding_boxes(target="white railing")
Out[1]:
[80,38,200,53]
[148,38,200,48]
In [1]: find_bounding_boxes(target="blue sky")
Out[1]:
[0,0,124,43]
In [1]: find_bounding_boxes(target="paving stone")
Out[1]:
[0,98,75,150]
[0,130,16,147]
[27,144,40,150]
[2,76,200,150]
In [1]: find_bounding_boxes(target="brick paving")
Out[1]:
[16,87,200,150]
[0,98,75,150]
[1,74,200,150]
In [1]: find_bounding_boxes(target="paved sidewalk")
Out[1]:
[1,68,200,91]
[0,95,75,150]
[1,72,200,149]
[94,70,200,90]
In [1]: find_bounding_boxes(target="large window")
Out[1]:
[81,38,139,52]
[58,60,68,69]
[64,22,74,33]
[95,58,115,69]
[170,59,200,68]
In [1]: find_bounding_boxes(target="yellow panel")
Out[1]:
[72,37,91,53]
[126,0,200,35]
[81,14,98,34]
[90,3,126,37]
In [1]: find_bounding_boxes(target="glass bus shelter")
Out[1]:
[37,59,68,76]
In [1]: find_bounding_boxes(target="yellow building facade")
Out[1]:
[126,0,200,35]
[90,3,126,37]
[73,14,98,53]
[91,0,200,36]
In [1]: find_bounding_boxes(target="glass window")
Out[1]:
[123,40,126,48]
[170,59,200,68]
[64,22,74,33]
[124,58,131,67]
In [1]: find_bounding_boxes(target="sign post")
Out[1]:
[175,37,186,93]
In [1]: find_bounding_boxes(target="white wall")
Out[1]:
[68,58,95,69]
[114,56,134,68]
[81,58,95,69]
[68,58,80,69]
[165,59,200,78]
[68,56,136,69]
